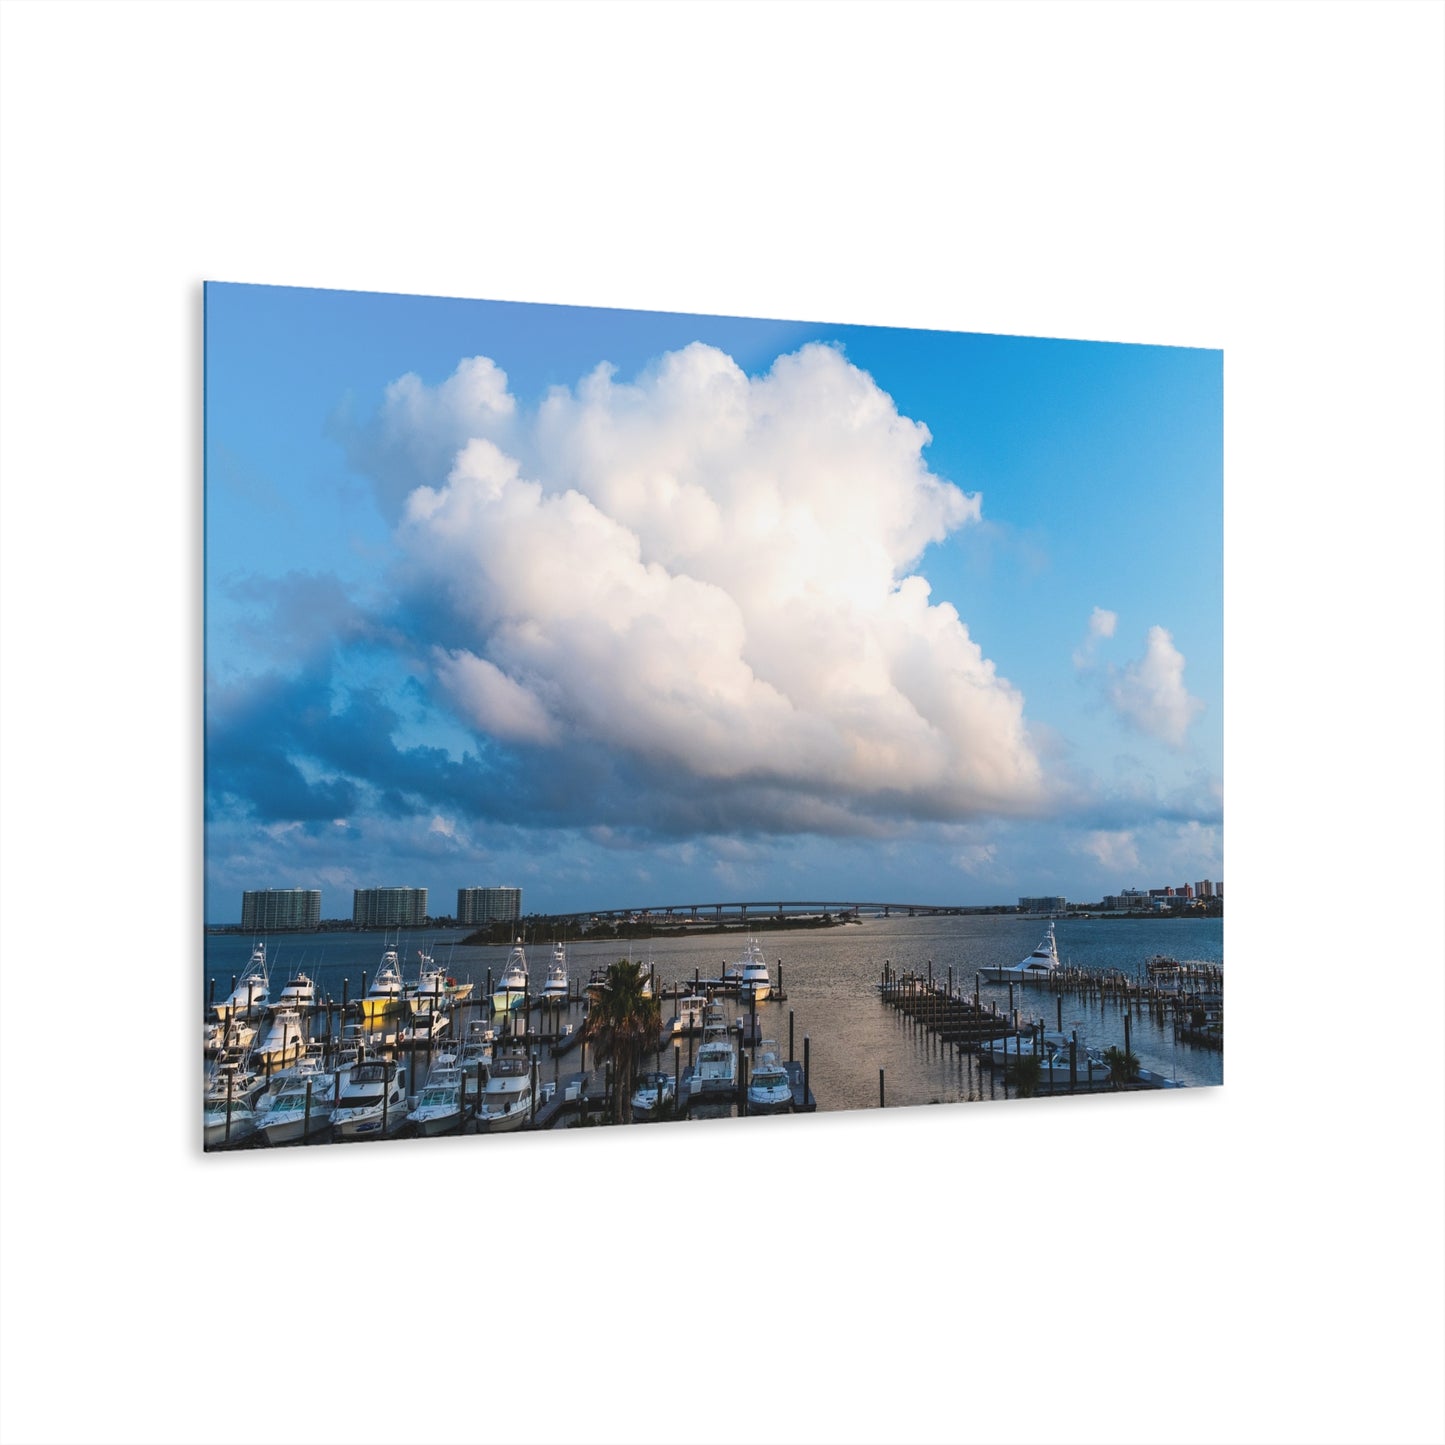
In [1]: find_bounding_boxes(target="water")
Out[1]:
[203,914,1222,1126]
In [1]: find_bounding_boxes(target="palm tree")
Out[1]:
[581,958,662,1124]
[1100,1045,1140,1089]
[1004,1052,1043,1099]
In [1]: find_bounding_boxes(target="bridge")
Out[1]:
[521,899,1008,926]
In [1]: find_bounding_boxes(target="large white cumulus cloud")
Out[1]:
[383,342,1045,827]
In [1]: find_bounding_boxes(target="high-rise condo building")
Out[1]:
[457,886,522,926]
[352,886,429,928]
[241,888,321,931]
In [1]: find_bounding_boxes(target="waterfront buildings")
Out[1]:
[352,886,428,928]
[1018,895,1067,913]
[241,888,321,931]
[457,886,522,926]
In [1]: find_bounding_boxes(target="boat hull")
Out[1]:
[203,1110,257,1147]
[408,1109,464,1137]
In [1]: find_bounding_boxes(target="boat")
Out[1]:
[669,993,709,1037]
[691,1003,737,1098]
[458,1022,495,1097]
[491,942,528,1013]
[329,1056,411,1139]
[272,971,320,1011]
[745,1043,793,1114]
[540,944,568,1005]
[475,1045,534,1132]
[213,941,270,1020]
[631,1070,675,1119]
[360,946,407,1020]
[255,1059,339,1144]
[203,1092,259,1148]
[204,1016,257,1056]
[398,1006,450,1048]
[734,937,772,1001]
[407,1051,467,1137]
[254,1008,308,1071]
[976,923,1062,984]
[981,1029,1069,1069]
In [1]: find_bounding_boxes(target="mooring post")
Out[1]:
[224,1069,234,1146]
[1057,994,1063,1032]
[361,970,369,1000]
[1070,1031,1078,1093]
[879,1068,885,1109]
[739,1053,749,1115]
[342,978,350,1011]
[803,1035,811,1110]
[674,1044,681,1099]
[1124,1011,1133,1064]
[208,978,216,1014]
[531,1058,539,1125]
[789,1009,795,1062]
[304,1076,313,1140]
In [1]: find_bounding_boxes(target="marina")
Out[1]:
[203,913,1222,1149]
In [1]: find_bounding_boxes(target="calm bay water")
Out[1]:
[203,914,1222,1123]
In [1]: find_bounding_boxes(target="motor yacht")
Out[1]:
[692,1004,737,1098]
[734,937,772,1001]
[976,923,1062,984]
[745,1043,793,1114]
[255,1060,339,1144]
[476,1046,534,1132]
[213,941,270,1020]
[272,971,321,1011]
[630,1070,676,1120]
[407,1052,467,1137]
[541,944,569,1005]
[360,946,407,1020]
[254,1008,308,1071]
[330,1056,411,1139]
[491,943,529,1013]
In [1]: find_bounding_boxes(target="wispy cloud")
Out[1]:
[1073,605,1118,669]
[1107,625,1204,749]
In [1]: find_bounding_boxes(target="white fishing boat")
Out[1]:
[360,946,407,1020]
[476,1046,534,1132]
[541,944,568,1005]
[255,1061,339,1144]
[254,1008,308,1071]
[734,937,772,1001]
[398,1007,450,1048]
[204,1048,267,1116]
[491,943,528,1013]
[692,1004,737,1097]
[982,1029,1069,1069]
[631,1070,675,1119]
[407,1052,467,1137]
[976,923,1062,984]
[330,1056,411,1139]
[204,1016,257,1056]
[213,941,271,1020]
[272,971,321,1011]
[203,1093,259,1147]
[745,1043,793,1114]
[669,993,709,1036]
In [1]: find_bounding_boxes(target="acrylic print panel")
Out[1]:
[202,282,1222,1149]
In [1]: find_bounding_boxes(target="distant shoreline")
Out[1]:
[205,907,1220,937]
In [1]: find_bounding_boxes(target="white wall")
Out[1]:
[2,4,1441,1443]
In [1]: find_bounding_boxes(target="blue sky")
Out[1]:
[205,282,1221,922]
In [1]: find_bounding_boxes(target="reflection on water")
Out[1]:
[204,914,1222,1119]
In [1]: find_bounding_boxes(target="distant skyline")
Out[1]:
[205,284,1222,924]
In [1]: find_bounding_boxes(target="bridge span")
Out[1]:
[529,899,1005,925]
